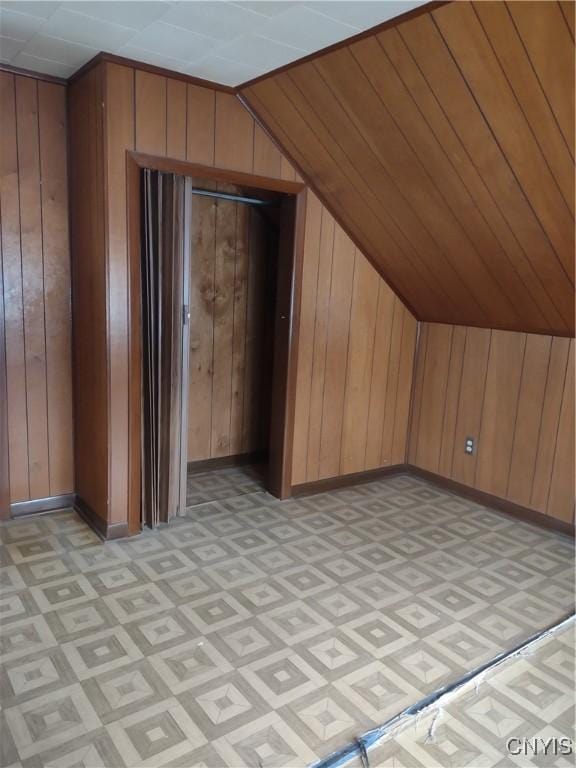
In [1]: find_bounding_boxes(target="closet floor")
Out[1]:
[1,474,573,767]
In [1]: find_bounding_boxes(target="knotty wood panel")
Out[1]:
[0,72,73,505]
[70,59,417,528]
[241,0,575,335]
[410,324,575,523]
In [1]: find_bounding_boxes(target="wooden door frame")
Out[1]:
[127,151,306,535]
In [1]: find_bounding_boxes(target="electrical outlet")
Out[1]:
[465,437,475,455]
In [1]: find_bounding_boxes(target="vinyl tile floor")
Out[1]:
[346,618,575,768]
[0,472,574,767]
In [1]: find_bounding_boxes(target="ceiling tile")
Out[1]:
[258,5,358,53]
[231,2,300,18]
[42,7,135,49]
[22,33,97,67]
[305,1,422,28]
[128,21,214,61]
[0,34,25,62]
[12,50,76,77]
[161,1,259,42]
[217,33,306,69]
[64,1,169,31]
[185,54,261,85]
[0,8,45,42]
[117,44,191,72]
[0,2,61,21]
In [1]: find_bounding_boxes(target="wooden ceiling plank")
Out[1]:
[245,81,418,317]
[508,1,575,156]
[379,26,563,334]
[558,1,575,40]
[350,32,548,332]
[433,3,574,281]
[280,67,463,321]
[475,2,574,215]
[312,47,521,326]
[399,13,574,331]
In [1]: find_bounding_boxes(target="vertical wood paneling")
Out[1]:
[531,337,571,511]
[1,73,28,501]
[15,76,49,499]
[475,331,526,498]
[105,63,134,525]
[547,340,575,522]
[69,66,108,520]
[438,325,466,476]
[318,225,355,479]
[412,323,452,472]
[211,200,237,457]
[391,308,417,463]
[291,193,322,485]
[340,255,379,474]
[306,208,335,480]
[186,85,215,166]
[1,73,73,505]
[507,334,552,506]
[187,193,215,461]
[380,299,407,465]
[364,284,396,469]
[411,323,574,523]
[215,92,254,173]
[38,81,73,496]
[253,123,282,179]
[135,71,166,155]
[229,204,250,455]
[166,78,187,160]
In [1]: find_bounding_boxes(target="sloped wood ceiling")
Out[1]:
[241,1,575,336]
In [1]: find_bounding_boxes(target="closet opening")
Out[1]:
[129,155,306,533]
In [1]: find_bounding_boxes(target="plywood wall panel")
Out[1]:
[411,323,574,523]
[69,66,108,520]
[0,72,28,502]
[1,73,73,505]
[166,78,187,161]
[242,1,575,335]
[507,334,552,507]
[186,85,215,166]
[253,123,282,179]
[135,71,166,155]
[531,337,571,512]
[38,81,73,497]
[547,340,575,522]
[215,92,254,174]
[318,225,354,480]
[15,76,50,499]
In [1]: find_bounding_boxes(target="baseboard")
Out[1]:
[74,496,130,541]
[408,465,575,537]
[10,494,75,518]
[187,451,264,475]
[291,464,409,496]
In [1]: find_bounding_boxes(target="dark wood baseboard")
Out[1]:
[408,465,575,538]
[187,452,265,475]
[10,494,75,518]
[74,496,130,541]
[291,464,409,497]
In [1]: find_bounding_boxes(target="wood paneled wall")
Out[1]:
[410,323,575,523]
[241,0,575,336]
[68,59,415,528]
[293,193,416,484]
[0,72,73,508]
[187,194,271,462]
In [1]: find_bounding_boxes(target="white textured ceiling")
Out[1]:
[0,0,426,86]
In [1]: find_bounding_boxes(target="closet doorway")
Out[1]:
[129,155,305,532]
